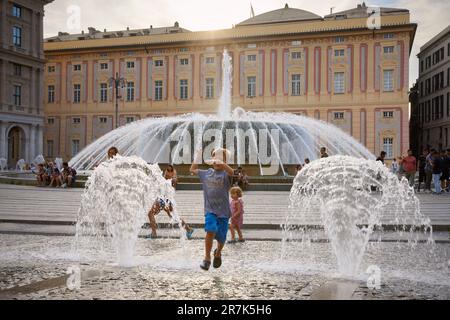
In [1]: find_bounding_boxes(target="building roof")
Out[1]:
[43,4,414,53]
[325,2,409,20]
[418,25,450,54]
[45,24,190,43]
[237,4,322,26]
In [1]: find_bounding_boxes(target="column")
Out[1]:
[30,10,36,56]
[37,124,43,156]
[0,121,6,158]
[29,124,36,160]
[0,1,7,48]
[0,59,6,107]
[30,67,36,113]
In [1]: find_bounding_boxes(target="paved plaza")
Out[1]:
[0,184,450,233]
[0,183,449,300]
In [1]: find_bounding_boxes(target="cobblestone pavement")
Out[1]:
[0,235,449,300]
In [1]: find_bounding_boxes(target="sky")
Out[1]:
[43,0,450,87]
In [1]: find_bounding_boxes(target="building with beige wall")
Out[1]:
[43,3,416,162]
[0,0,52,168]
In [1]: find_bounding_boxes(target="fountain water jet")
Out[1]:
[282,155,434,276]
[75,155,179,266]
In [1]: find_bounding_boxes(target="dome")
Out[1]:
[237,4,322,26]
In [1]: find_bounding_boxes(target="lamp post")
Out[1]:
[109,72,126,129]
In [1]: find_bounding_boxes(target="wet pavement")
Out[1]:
[0,235,449,300]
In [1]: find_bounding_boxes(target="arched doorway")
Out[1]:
[7,126,26,168]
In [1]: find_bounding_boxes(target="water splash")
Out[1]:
[0,158,7,170]
[282,156,433,276]
[15,159,25,171]
[75,155,180,266]
[31,155,45,166]
[218,49,232,118]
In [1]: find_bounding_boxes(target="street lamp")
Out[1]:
[109,72,126,129]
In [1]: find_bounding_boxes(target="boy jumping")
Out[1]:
[190,148,234,271]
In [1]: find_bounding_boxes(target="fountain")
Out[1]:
[31,155,45,166]
[0,158,7,171]
[69,50,374,175]
[54,157,63,171]
[75,155,179,266]
[15,159,25,171]
[283,156,434,276]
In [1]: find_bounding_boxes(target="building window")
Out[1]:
[383,137,394,159]
[100,63,108,70]
[99,117,107,124]
[383,70,394,92]
[47,118,55,125]
[334,49,345,57]
[247,76,256,97]
[126,61,135,69]
[335,36,345,43]
[73,84,81,103]
[334,112,344,120]
[447,92,450,117]
[155,60,164,67]
[47,140,54,157]
[179,79,188,99]
[48,66,55,73]
[73,64,81,72]
[72,117,81,124]
[420,61,424,73]
[206,57,215,64]
[247,55,256,62]
[383,33,394,39]
[154,80,163,101]
[13,64,21,76]
[71,140,80,156]
[291,74,301,96]
[180,58,189,66]
[333,72,345,94]
[383,111,394,118]
[13,85,21,106]
[48,85,55,103]
[126,82,135,101]
[126,116,134,124]
[291,52,301,60]
[426,56,431,69]
[12,26,21,46]
[383,46,394,54]
[12,5,22,18]
[100,83,108,102]
[205,78,214,99]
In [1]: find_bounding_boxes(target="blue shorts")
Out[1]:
[204,212,229,244]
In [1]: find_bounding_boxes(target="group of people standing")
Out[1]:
[377,148,450,194]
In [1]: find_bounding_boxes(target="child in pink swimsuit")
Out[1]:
[229,186,245,243]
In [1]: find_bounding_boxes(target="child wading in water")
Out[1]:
[190,148,234,271]
[147,198,194,239]
[228,186,245,243]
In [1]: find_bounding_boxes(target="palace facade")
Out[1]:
[43,3,416,162]
[0,0,53,168]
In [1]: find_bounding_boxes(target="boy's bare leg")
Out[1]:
[204,232,215,262]
[215,241,225,257]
